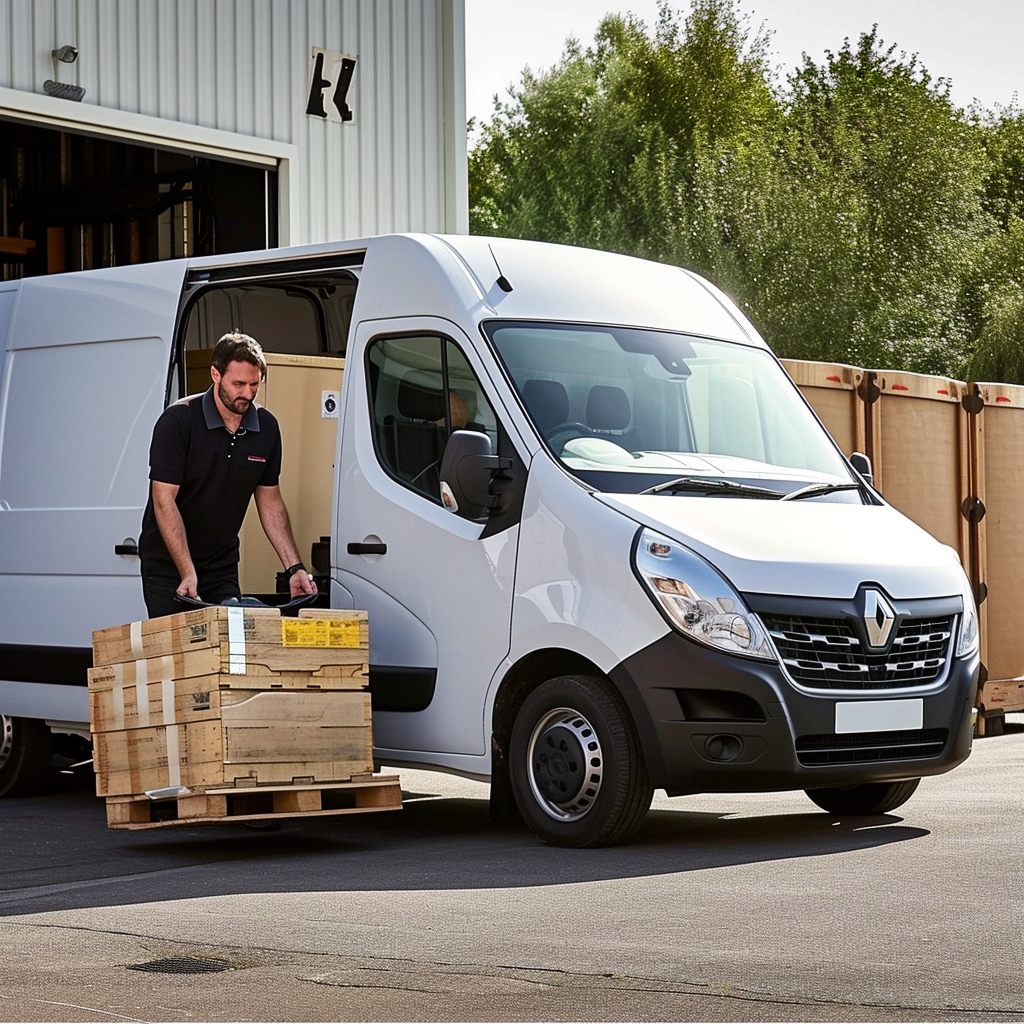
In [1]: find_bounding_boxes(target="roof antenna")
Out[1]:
[488,244,513,293]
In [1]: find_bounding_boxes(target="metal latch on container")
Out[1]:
[961,496,986,524]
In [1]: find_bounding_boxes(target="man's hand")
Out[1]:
[289,568,317,599]
[176,573,200,601]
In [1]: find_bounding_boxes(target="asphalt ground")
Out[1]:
[0,716,1022,1023]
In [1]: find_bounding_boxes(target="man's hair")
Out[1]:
[211,331,267,381]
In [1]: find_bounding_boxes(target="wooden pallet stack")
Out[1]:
[88,606,401,829]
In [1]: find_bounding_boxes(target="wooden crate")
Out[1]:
[89,606,381,808]
[87,647,364,698]
[785,359,1024,735]
[971,382,1024,719]
[781,359,867,457]
[91,606,368,676]
[91,687,373,797]
[864,370,972,564]
[88,669,368,732]
[237,353,345,594]
[979,678,1024,717]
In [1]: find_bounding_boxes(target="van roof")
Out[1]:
[186,232,765,347]
[369,234,764,347]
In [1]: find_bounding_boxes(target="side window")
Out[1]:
[367,335,498,502]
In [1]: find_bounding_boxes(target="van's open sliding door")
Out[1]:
[0,261,186,704]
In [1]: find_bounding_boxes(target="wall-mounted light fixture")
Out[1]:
[51,45,79,63]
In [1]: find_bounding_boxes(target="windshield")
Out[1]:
[484,321,858,498]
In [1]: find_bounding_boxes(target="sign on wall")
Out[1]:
[306,47,357,124]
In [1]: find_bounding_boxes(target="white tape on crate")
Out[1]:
[162,676,176,727]
[129,620,144,659]
[135,658,149,728]
[165,725,181,788]
[227,605,247,674]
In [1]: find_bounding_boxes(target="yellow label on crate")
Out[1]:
[281,619,361,649]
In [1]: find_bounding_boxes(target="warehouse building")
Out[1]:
[0,0,467,278]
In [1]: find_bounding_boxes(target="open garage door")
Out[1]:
[0,121,277,280]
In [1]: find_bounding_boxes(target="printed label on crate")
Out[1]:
[187,623,210,645]
[281,618,361,649]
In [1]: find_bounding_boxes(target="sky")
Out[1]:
[464,0,1023,129]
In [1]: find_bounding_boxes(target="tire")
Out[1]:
[509,675,652,848]
[0,715,53,798]
[804,778,920,815]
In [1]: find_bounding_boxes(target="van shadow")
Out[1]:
[0,774,928,917]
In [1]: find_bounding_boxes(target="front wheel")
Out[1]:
[509,675,652,848]
[804,778,920,815]
[0,715,53,797]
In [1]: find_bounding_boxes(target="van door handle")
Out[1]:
[115,538,139,556]
[347,541,387,555]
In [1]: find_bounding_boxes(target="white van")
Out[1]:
[0,234,979,846]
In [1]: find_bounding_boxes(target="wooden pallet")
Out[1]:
[104,773,402,829]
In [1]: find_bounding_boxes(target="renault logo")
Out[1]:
[862,589,896,649]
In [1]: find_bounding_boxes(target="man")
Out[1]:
[139,331,317,618]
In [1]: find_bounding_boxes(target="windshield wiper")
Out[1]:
[780,481,862,501]
[639,476,783,498]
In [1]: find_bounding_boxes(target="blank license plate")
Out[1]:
[835,698,923,734]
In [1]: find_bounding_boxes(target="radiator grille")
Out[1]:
[796,729,948,766]
[762,614,953,690]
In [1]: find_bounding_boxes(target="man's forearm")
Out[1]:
[152,483,197,587]
[254,486,302,567]
[254,485,316,596]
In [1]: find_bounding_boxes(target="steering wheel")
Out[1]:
[546,421,596,452]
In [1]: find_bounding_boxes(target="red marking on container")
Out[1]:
[826,375,841,383]
[891,384,909,391]
[996,396,1012,403]
[936,389,949,396]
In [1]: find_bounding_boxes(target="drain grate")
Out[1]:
[129,956,234,975]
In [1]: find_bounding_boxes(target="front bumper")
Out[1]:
[609,631,978,794]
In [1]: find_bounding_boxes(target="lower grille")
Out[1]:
[796,728,948,766]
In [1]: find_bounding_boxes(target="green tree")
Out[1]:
[975,103,1024,230]
[962,105,1024,383]
[775,30,992,373]
[963,218,1024,383]
[469,4,1003,378]
[469,0,777,264]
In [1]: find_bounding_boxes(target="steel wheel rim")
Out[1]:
[526,707,604,821]
[0,715,13,770]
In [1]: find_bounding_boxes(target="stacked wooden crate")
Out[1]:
[88,606,400,828]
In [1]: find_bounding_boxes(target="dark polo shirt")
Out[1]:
[139,387,282,579]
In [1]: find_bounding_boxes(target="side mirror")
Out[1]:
[439,430,512,519]
[849,451,874,487]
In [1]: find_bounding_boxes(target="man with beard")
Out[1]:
[139,331,317,617]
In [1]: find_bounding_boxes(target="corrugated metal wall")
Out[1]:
[0,0,467,242]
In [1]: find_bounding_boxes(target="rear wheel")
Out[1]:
[804,778,920,815]
[0,716,53,797]
[509,675,652,848]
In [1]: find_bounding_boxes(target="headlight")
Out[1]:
[956,580,980,658]
[633,528,775,661]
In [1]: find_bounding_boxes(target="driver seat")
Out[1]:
[522,378,570,437]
